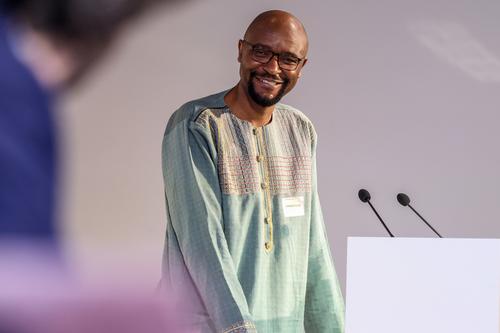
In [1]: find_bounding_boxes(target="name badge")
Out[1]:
[282,196,305,217]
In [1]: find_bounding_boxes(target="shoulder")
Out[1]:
[0,22,55,150]
[0,21,50,110]
[164,90,228,136]
[275,102,317,141]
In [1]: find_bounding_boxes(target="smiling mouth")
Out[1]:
[254,75,283,87]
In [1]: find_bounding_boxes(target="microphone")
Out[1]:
[358,189,394,237]
[397,193,442,238]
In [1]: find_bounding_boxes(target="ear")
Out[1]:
[300,58,308,70]
[297,58,308,77]
[237,40,243,63]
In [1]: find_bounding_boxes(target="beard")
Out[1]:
[248,71,289,107]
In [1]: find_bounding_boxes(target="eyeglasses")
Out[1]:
[241,39,304,71]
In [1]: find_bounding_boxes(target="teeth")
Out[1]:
[259,77,281,85]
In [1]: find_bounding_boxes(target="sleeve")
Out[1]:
[161,111,256,333]
[304,128,345,333]
[0,90,58,243]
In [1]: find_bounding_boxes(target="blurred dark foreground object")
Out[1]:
[0,0,183,247]
[0,241,188,333]
[1,3,189,329]
[0,0,182,85]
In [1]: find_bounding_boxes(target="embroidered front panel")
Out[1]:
[266,155,312,195]
[219,155,260,194]
[196,107,313,196]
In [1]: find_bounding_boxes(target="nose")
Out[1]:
[263,54,281,74]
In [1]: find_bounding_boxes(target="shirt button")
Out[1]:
[264,217,269,224]
[261,182,268,190]
[256,155,263,162]
[264,242,272,251]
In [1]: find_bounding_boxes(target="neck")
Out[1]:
[224,82,274,127]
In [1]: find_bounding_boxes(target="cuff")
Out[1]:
[222,320,257,333]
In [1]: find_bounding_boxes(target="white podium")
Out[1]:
[345,237,500,333]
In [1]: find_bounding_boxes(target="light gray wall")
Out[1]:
[61,0,500,290]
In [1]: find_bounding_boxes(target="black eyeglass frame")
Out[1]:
[240,39,304,71]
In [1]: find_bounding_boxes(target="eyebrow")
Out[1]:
[252,43,301,58]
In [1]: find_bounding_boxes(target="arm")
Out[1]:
[304,130,345,333]
[0,86,57,242]
[162,110,256,333]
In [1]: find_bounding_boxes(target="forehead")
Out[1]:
[245,22,308,57]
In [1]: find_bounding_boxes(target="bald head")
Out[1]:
[244,10,308,58]
[232,10,308,110]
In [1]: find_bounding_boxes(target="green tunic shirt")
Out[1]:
[161,90,344,333]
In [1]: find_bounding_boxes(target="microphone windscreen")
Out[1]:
[358,189,371,202]
[397,193,410,206]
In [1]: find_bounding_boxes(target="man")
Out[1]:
[0,0,177,245]
[0,4,58,245]
[161,10,345,333]
[0,1,186,331]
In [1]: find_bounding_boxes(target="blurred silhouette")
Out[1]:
[0,0,179,246]
[0,0,187,332]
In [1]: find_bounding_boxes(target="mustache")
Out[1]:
[250,71,289,84]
